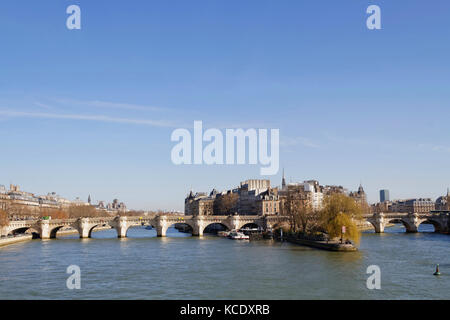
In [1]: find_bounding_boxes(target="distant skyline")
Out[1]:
[1,175,448,212]
[1,1,450,210]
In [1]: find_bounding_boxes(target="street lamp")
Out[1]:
[341,225,346,244]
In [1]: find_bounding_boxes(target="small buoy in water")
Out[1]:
[433,264,441,276]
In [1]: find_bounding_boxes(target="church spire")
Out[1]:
[88,194,91,204]
[282,168,286,190]
[358,181,364,193]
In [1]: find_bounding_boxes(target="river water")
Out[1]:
[0,224,448,300]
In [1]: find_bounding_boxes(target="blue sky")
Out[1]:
[0,1,449,210]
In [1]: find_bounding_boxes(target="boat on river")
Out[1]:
[228,230,249,240]
[217,231,230,237]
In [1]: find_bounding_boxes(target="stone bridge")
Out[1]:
[363,211,450,234]
[4,211,447,239]
[3,215,291,239]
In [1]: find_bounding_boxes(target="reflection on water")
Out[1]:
[0,225,448,300]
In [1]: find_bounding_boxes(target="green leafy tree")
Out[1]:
[319,193,363,243]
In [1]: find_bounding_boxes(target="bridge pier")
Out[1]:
[155,216,168,237]
[373,222,385,233]
[367,212,386,233]
[156,226,165,237]
[115,216,128,238]
[444,214,450,234]
[192,216,205,237]
[38,220,51,239]
[191,228,203,236]
[442,213,450,233]
[229,216,240,231]
[116,228,127,238]
[79,230,90,238]
[77,218,91,238]
[404,225,418,233]
[404,213,419,233]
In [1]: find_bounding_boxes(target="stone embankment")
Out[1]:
[0,234,33,247]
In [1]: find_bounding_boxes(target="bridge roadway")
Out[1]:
[2,212,449,239]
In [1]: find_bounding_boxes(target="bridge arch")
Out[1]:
[88,224,100,238]
[239,222,260,231]
[49,225,80,239]
[202,222,231,234]
[417,219,443,233]
[8,226,40,238]
[86,223,114,238]
[8,227,30,235]
[366,220,380,233]
[161,221,195,237]
[120,222,157,238]
[236,220,264,231]
[385,218,417,233]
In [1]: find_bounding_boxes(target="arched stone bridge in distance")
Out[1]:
[4,215,291,239]
[4,211,449,239]
[363,211,450,234]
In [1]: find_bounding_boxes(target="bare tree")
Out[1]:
[281,187,315,233]
[121,210,146,217]
[40,207,68,219]
[67,205,99,218]
[0,209,9,227]
[3,202,37,219]
[214,193,238,215]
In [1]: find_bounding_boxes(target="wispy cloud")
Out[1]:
[52,98,165,112]
[34,102,54,110]
[208,121,275,130]
[0,110,178,128]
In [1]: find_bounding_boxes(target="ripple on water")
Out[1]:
[0,226,449,299]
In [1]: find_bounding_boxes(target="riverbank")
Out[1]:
[286,235,357,252]
[0,234,33,247]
